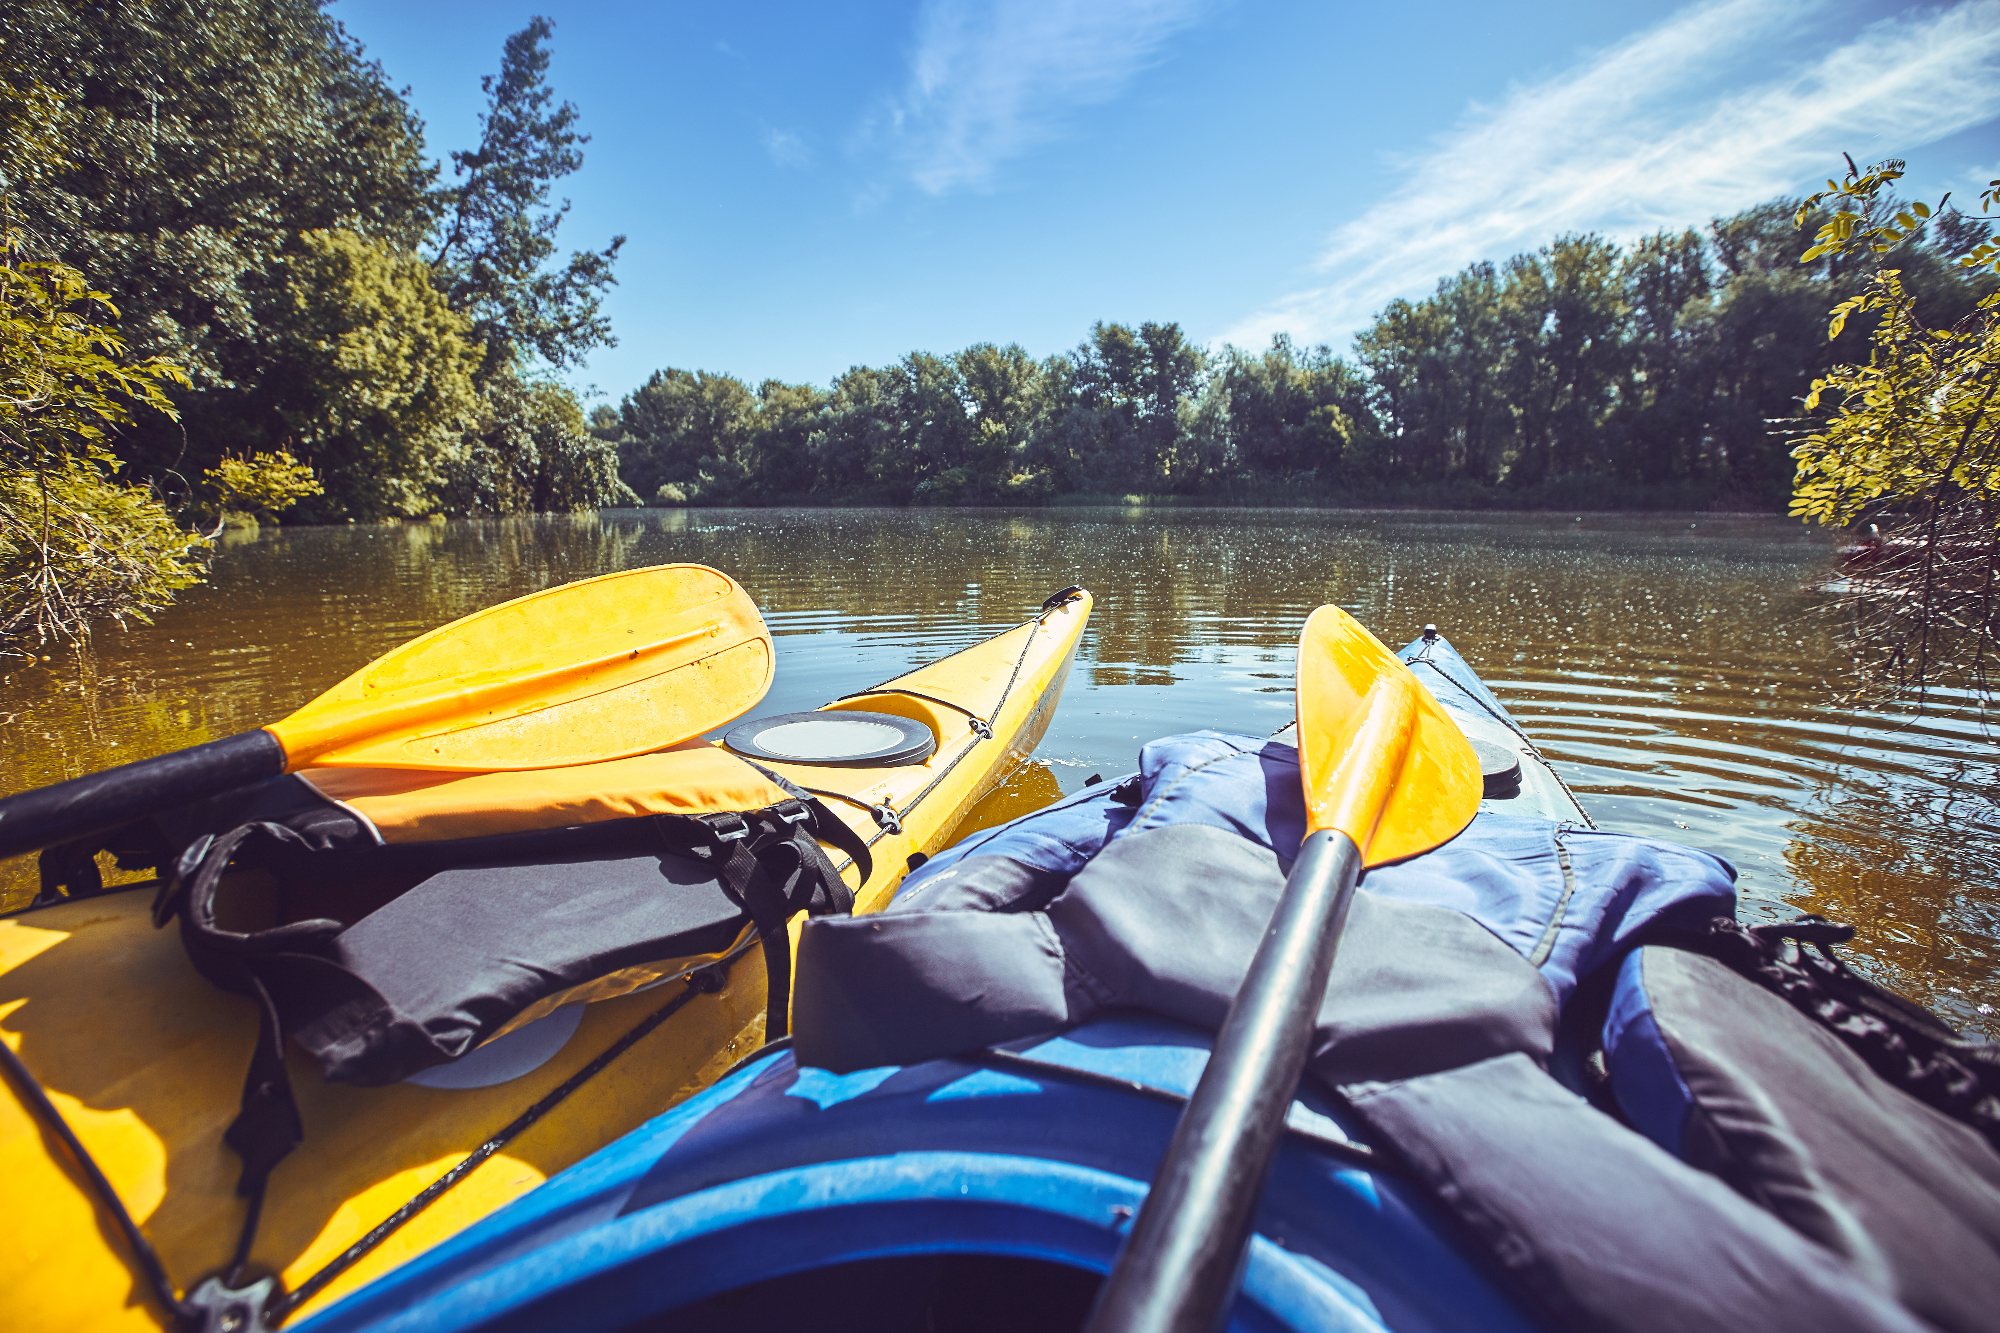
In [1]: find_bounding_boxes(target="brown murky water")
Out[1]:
[3,507,1995,1034]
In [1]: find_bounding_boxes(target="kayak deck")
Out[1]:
[0,591,1090,1330]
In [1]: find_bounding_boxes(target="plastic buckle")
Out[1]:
[703,813,752,843]
[968,717,994,740]
[182,1274,278,1333]
[775,800,812,825]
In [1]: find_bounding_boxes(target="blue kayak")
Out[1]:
[296,632,2000,1333]
[296,1012,1530,1333]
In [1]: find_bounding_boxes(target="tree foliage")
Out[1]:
[1788,158,2000,706]
[0,142,204,650]
[2,0,434,389]
[430,16,623,380]
[266,228,482,519]
[444,369,634,514]
[604,188,1988,513]
[202,449,323,527]
[5,5,624,525]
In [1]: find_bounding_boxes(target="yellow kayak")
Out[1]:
[0,589,1092,1330]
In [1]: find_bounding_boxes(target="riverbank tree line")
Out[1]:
[1,3,628,518]
[1,2,632,651]
[2,1,1994,695]
[607,204,1992,510]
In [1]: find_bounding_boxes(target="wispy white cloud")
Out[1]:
[1222,0,2000,351]
[873,0,1213,194]
[763,128,812,169]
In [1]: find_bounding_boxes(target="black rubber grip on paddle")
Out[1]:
[0,730,286,862]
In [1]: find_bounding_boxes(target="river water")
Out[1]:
[3,507,1995,1034]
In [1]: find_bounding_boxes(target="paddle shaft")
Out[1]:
[0,730,284,862]
[1086,827,1364,1333]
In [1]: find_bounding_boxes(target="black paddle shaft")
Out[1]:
[0,729,286,862]
[1086,826,1364,1333]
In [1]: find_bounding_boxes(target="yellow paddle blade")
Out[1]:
[1296,604,1481,866]
[269,564,773,771]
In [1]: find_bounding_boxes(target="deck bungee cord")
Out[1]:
[260,940,758,1325]
[2,936,760,1333]
[800,585,1085,867]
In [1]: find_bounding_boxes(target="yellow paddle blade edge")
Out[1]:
[1296,605,1482,867]
[268,564,774,772]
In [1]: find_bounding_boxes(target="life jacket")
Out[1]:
[792,729,2000,1333]
[36,738,871,1276]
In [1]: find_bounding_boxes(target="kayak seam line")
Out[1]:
[1529,833,1579,969]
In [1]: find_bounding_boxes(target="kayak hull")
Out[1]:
[294,1016,1535,1333]
[0,592,1091,1330]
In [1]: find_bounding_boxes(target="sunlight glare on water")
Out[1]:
[1,507,1993,1033]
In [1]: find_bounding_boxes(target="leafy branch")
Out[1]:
[1790,155,2000,709]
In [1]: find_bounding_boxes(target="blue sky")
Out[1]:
[331,0,2000,401]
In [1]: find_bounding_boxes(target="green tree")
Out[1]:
[201,449,323,528]
[1685,202,1865,499]
[1494,235,1627,486]
[1220,335,1364,484]
[1355,263,1515,485]
[747,379,826,499]
[430,17,623,380]
[4,0,437,510]
[1611,229,1710,484]
[1055,322,1206,492]
[615,369,758,504]
[444,371,634,513]
[3,0,433,388]
[808,365,901,498]
[264,229,482,519]
[957,342,1057,500]
[0,176,200,650]
[1789,158,2000,704]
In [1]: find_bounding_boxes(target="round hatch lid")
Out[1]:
[723,711,937,767]
[1470,737,1523,799]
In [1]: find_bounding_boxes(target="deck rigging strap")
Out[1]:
[0,888,768,1320]
[0,1038,196,1328]
[817,592,1076,874]
[666,803,853,1042]
[0,918,759,1330]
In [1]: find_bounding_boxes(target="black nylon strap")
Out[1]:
[736,758,876,891]
[220,972,303,1286]
[708,834,797,1039]
[34,836,103,907]
[803,799,871,893]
